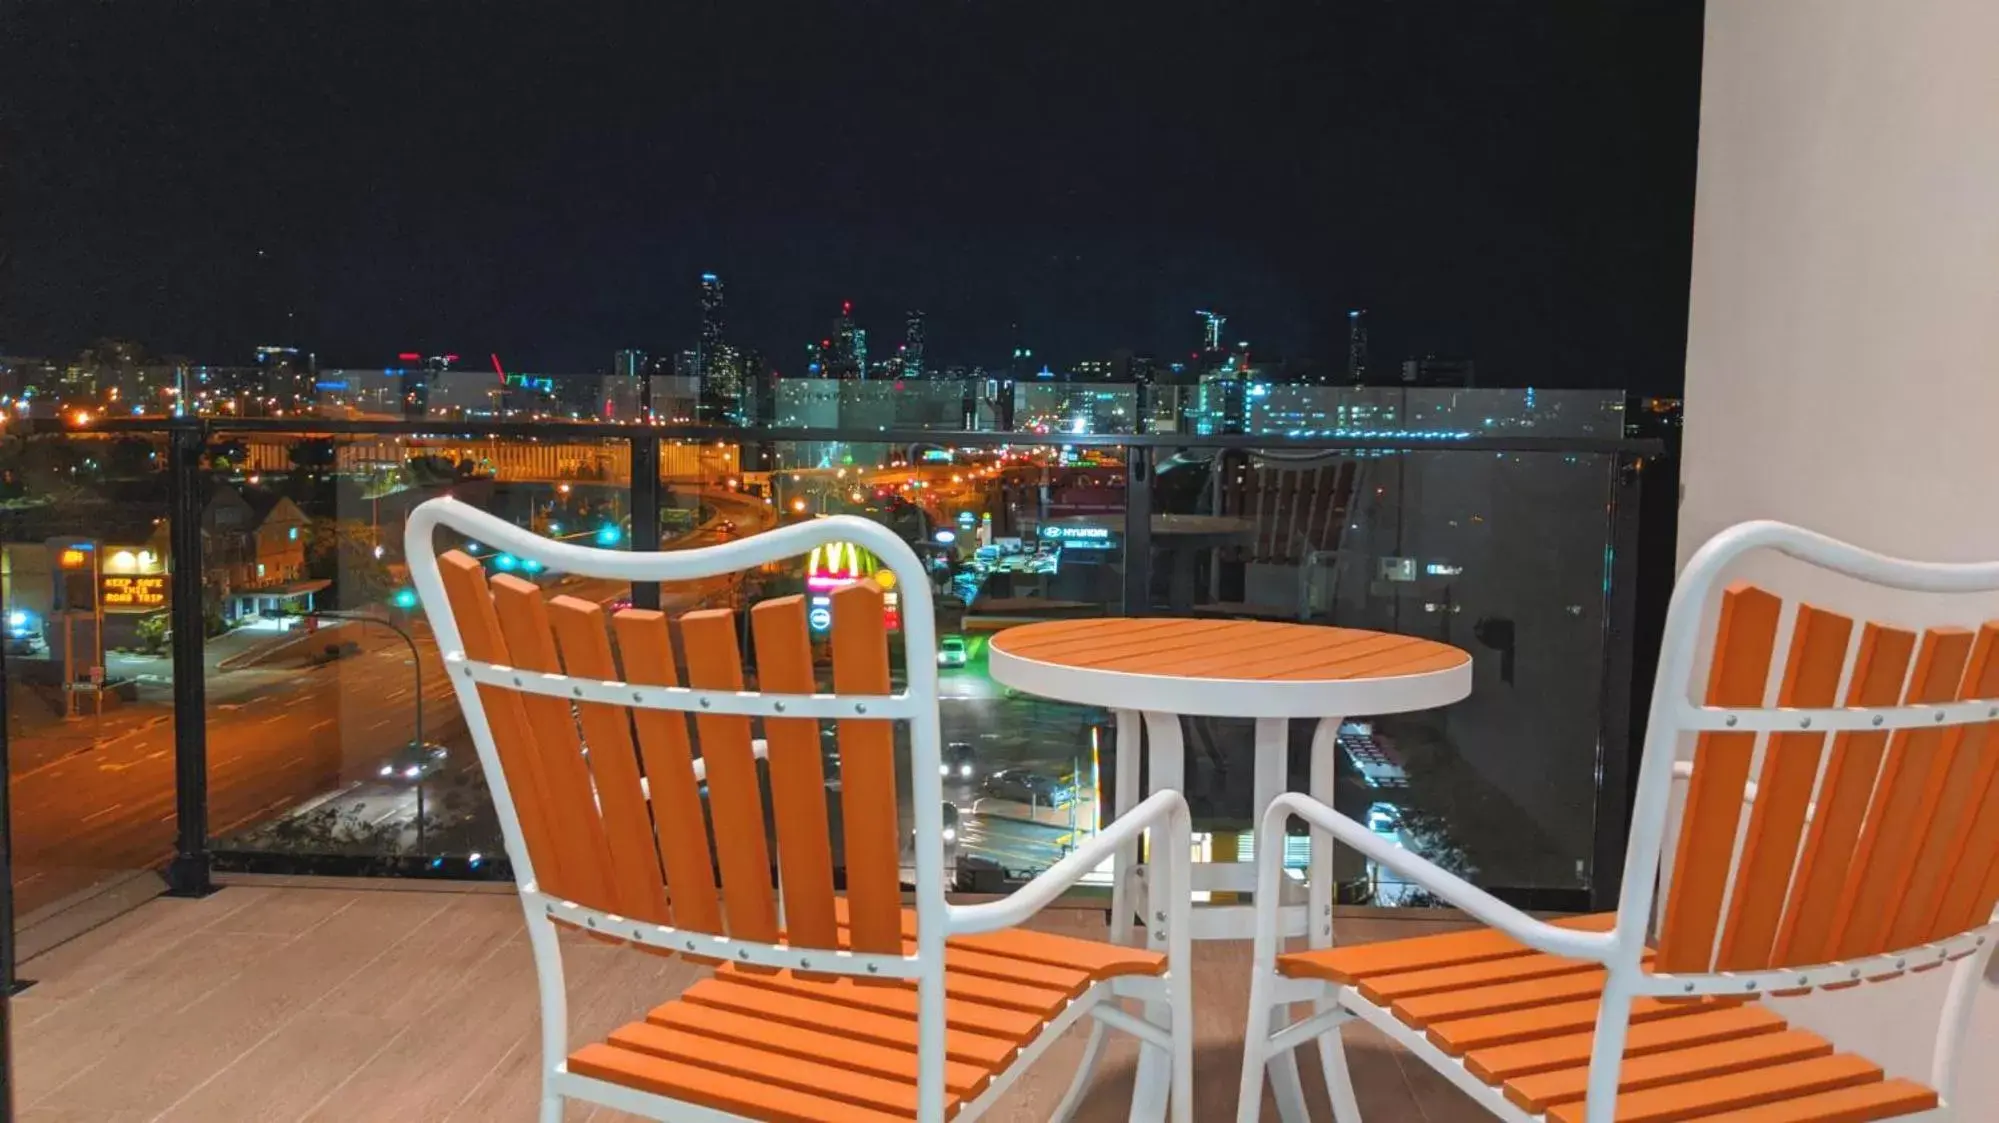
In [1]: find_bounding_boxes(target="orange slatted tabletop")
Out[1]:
[988,617,1471,945]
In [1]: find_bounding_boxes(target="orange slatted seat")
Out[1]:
[570,919,1165,1120]
[1277,918,1940,1121]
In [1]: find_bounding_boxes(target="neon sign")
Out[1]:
[805,541,879,593]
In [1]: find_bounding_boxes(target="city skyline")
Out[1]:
[3,3,1703,391]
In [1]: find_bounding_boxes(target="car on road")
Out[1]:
[936,635,968,667]
[912,802,961,870]
[940,741,976,779]
[982,768,1075,808]
[310,640,363,666]
[379,741,448,782]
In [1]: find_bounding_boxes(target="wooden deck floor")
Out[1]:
[12,880,1503,1122]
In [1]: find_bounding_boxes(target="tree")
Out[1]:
[104,436,159,479]
[288,437,337,473]
[134,613,169,655]
[205,437,251,471]
[305,518,396,607]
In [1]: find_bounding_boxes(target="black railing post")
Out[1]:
[165,422,215,897]
[1122,448,1152,616]
[629,431,662,611]
[1590,451,1648,910]
[1,538,21,1123]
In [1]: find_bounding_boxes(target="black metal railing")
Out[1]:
[3,411,1674,950]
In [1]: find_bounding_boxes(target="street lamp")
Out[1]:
[304,608,430,851]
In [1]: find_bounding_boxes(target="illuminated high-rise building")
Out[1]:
[828,300,866,380]
[1347,308,1370,386]
[1196,310,1227,354]
[696,273,724,376]
[902,310,925,379]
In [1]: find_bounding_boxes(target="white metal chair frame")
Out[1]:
[1234,520,1999,1123]
[407,499,1195,1123]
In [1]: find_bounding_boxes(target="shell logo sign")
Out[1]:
[804,542,899,634]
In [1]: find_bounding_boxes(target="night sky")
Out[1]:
[4,2,1704,390]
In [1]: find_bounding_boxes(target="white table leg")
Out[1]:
[1252,718,1310,1123]
[1307,717,1363,1119]
[1109,708,1144,946]
[1308,716,1344,950]
[1129,710,1184,1122]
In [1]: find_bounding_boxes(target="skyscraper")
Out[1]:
[902,309,926,379]
[829,300,866,380]
[1196,310,1227,354]
[1347,309,1369,386]
[696,273,724,378]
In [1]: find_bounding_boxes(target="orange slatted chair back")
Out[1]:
[1654,583,1999,978]
[434,549,908,959]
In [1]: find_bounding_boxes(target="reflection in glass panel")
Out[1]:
[205,431,633,873]
[1,429,176,926]
[1147,425,1616,902]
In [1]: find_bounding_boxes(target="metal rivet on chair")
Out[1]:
[855,703,869,715]
[685,940,696,951]
[867,963,879,974]
[1744,980,1757,991]
[586,917,596,928]
[513,677,524,687]
[799,958,811,969]
[1872,714,1885,727]
[738,949,749,960]
[1798,716,1811,729]
[573,686,583,698]
[1724,715,1738,728]
[1850,968,1862,979]
[774,701,786,713]
[1155,911,1166,922]
[633,692,644,702]
[700,697,712,709]
[1895,958,1907,969]
[1683,982,1696,993]
[1798,975,1810,986]
[634,930,643,940]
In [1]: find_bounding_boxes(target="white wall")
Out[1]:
[1680,0,1999,1100]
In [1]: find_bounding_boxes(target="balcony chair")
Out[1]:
[1234,520,1999,1122]
[407,498,1193,1123]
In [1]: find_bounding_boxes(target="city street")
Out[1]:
[9,479,1111,916]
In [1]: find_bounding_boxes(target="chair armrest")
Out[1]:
[947,789,1190,937]
[1263,792,1618,963]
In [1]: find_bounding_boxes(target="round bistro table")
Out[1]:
[988,616,1472,1121]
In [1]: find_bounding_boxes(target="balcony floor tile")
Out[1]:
[18,884,1494,1121]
